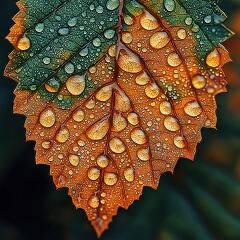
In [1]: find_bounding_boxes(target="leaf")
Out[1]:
[5,0,233,236]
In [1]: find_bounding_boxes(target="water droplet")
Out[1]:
[88,195,100,208]
[140,11,159,30]
[64,63,75,74]
[184,101,202,117]
[124,167,135,182]
[41,141,51,149]
[93,38,101,47]
[45,77,60,93]
[124,14,134,25]
[150,31,170,49]
[163,116,180,131]
[164,0,176,12]
[206,49,220,67]
[108,45,116,57]
[77,139,85,147]
[130,128,147,145]
[114,91,131,112]
[43,57,51,65]
[118,49,143,73]
[173,136,186,149]
[96,155,109,168]
[127,112,139,126]
[104,172,118,186]
[35,23,45,33]
[122,32,133,44]
[39,108,56,128]
[68,17,77,27]
[109,137,125,153]
[145,82,160,98]
[79,47,89,56]
[177,29,187,39]
[66,75,85,96]
[104,29,115,39]
[17,36,31,50]
[112,113,127,132]
[185,17,193,26]
[192,75,206,89]
[95,85,112,102]
[88,167,100,180]
[58,27,69,35]
[69,154,80,166]
[86,117,109,140]
[135,71,150,86]
[73,109,85,122]
[204,15,212,24]
[159,101,172,115]
[106,0,119,10]
[137,147,150,161]
[167,52,182,67]
[85,99,96,109]
[56,127,70,143]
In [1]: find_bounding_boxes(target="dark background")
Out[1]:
[1,1,240,239]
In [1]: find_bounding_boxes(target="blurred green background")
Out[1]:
[0,1,240,239]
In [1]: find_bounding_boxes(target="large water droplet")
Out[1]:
[130,128,147,145]
[17,36,31,50]
[150,31,170,49]
[104,172,118,186]
[109,137,126,153]
[56,127,70,143]
[66,75,85,96]
[163,116,180,132]
[86,117,109,141]
[137,147,150,161]
[140,11,159,30]
[164,0,176,12]
[159,101,172,115]
[167,52,182,67]
[39,108,56,128]
[184,101,202,117]
[206,49,220,67]
[118,49,143,73]
[88,195,100,208]
[192,75,206,89]
[88,167,100,180]
[69,154,80,166]
[124,167,135,182]
[96,155,109,168]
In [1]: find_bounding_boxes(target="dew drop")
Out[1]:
[130,128,147,145]
[145,82,160,98]
[58,27,69,35]
[164,0,176,12]
[45,77,60,93]
[96,155,109,168]
[41,141,51,149]
[114,91,131,112]
[159,101,172,115]
[69,154,80,166]
[135,71,150,86]
[122,32,133,44]
[104,29,115,39]
[86,118,109,141]
[109,137,126,153]
[167,52,182,67]
[206,49,221,68]
[35,23,45,33]
[137,147,150,161]
[95,85,112,102]
[39,108,56,128]
[124,167,135,182]
[192,75,206,89]
[140,11,159,30]
[17,36,31,50]
[173,136,186,149]
[127,112,139,126]
[106,0,119,10]
[68,17,77,27]
[163,116,180,132]
[149,31,170,49]
[118,49,143,73]
[104,172,118,186]
[73,109,85,122]
[88,195,100,208]
[66,74,85,96]
[56,127,70,143]
[184,101,202,117]
[88,167,100,180]
[112,113,127,132]
[177,29,187,39]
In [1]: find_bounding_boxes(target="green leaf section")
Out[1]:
[10,0,233,108]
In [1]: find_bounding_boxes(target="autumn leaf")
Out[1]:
[5,0,233,237]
